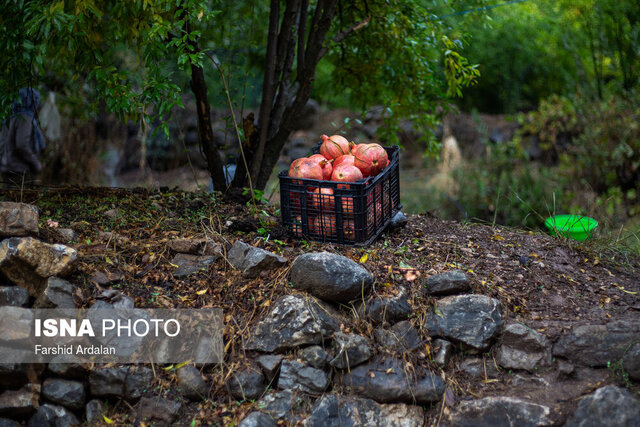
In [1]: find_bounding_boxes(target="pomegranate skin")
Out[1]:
[320,134,351,160]
[308,187,335,211]
[333,154,355,169]
[353,143,389,177]
[331,164,363,184]
[289,157,324,181]
[308,154,333,180]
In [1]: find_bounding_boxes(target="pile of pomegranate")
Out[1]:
[287,134,391,240]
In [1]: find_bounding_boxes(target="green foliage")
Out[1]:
[0,0,219,125]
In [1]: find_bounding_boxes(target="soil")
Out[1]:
[2,186,639,425]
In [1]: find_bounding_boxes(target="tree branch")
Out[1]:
[319,15,371,58]
[297,0,309,74]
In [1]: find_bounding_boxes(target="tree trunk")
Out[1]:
[190,64,227,191]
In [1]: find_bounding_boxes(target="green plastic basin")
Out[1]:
[544,215,598,241]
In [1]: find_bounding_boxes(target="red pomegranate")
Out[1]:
[309,214,336,237]
[342,219,355,240]
[309,187,335,211]
[320,134,351,160]
[331,165,363,188]
[289,157,323,181]
[308,154,333,180]
[353,143,389,177]
[333,154,355,169]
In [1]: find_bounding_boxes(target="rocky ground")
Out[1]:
[0,187,638,426]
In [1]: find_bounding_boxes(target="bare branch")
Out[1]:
[297,0,309,73]
[319,15,371,58]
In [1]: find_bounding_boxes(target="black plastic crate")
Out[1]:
[279,145,401,246]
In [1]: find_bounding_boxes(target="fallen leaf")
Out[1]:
[359,253,368,264]
[196,289,207,295]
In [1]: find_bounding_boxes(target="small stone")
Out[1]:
[290,252,373,303]
[374,320,422,353]
[277,360,329,394]
[343,358,444,405]
[85,399,105,424]
[170,253,216,278]
[32,277,75,308]
[176,365,208,401]
[256,390,308,424]
[565,386,640,427]
[135,397,181,426]
[622,342,640,381]
[356,286,411,325]
[299,346,328,370]
[0,384,39,418]
[103,208,120,219]
[245,295,340,353]
[329,332,372,369]
[228,241,286,279]
[388,211,408,230]
[257,355,283,383]
[448,396,551,427]
[433,339,454,367]
[89,366,153,401]
[42,378,85,410]
[459,358,500,378]
[553,320,640,367]
[239,411,277,427]
[0,238,77,297]
[227,365,265,401]
[0,286,29,307]
[168,238,222,256]
[27,404,80,427]
[497,322,551,372]
[90,269,124,286]
[56,228,76,242]
[0,202,39,238]
[422,270,470,296]
[0,306,33,342]
[557,360,574,377]
[425,294,502,351]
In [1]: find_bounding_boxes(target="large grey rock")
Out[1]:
[177,365,208,400]
[32,277,75,308]
[497,323,551,372]
[374,321,422,353]
[228,241,286,278]
[244,295,340,353]
[170,253,216,278]
[257,354,283,383]
[277,360,329,394]
[0,237,76,296]
[0,286,29,307]
[299,346,328,370]
[227,364,265,400]
[423,270,470,296]
[85,399,105,424]
[565,386,640,427]
[290,252,373,303]
[239,411,277,427]
[135,397,181,426]
[356,286,412,325]
[27,404,80,427]
[343,358,444,405]
[0,363,44,389]
[388,211,408,230]
[0,306,32,342]
[330,332,372,369]
[623,342,640,381]
[0,384,39,418]
[256,390,308,424]
[89,366,153,401]
[42,378,85,410]
[553,321,640,367]
[0,418,20,427]
[425,294,503,351]
[0,202,38,238]
[448,396,551,426]
[306,394,424,427]
[47,355,89,379]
